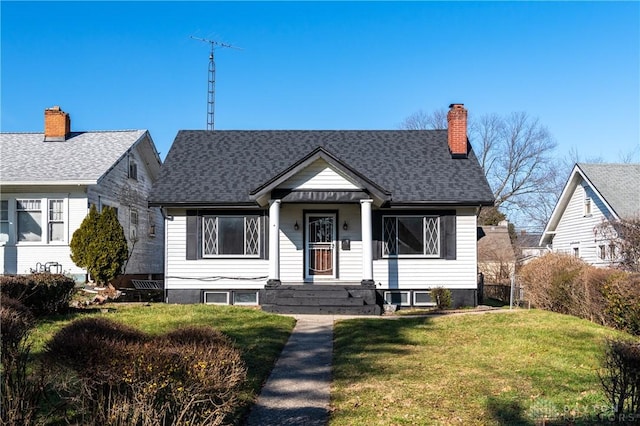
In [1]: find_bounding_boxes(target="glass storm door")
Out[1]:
[305,214,336,280]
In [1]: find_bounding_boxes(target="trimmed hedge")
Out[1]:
[520,254,640,336]
[0,273,75,315]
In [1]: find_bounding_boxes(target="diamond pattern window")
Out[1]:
[383,216,440,257]
[202,215,260,257]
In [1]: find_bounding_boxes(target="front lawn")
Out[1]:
[332,310,629,425]
[28,303,295,423]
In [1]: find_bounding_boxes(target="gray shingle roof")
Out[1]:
[149,130,494,206]
[578,163,640,219]
[0,130,148,184]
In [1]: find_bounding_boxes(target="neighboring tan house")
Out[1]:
[515,231,548,266]
[0,106,164,281]
[150,104,494,314]
[477,221,516,284]
[540,163,640,267]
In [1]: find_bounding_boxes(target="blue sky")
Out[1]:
[2,1,639,162]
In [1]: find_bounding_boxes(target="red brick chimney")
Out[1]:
[44,106,71,141]
[447,103,468,157]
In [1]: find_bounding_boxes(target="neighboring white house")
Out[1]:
[540,163,640,267]
[0,106,164,281]
[149,104,494,313]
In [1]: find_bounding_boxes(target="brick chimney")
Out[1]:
[44,106,71,141]
[447,103,468,157]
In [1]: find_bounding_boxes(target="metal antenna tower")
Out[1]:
[190,36,241,130]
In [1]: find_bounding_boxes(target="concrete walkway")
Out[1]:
[244,308,509,425]
[245,315,336,426]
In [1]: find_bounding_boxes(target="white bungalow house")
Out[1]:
[0,106,164,281]
[149,104,494,314]
[540,163,640,267]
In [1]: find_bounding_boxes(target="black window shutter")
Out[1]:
[441,215,456,260]
[186,210,199,260]
[372,211,382,260]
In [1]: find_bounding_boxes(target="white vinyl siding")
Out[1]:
[374,209,477,289]
[279,159,359,190]
[551,182,613,266]
[0,191,86,275]
[165,206,477,291]
[164,210,268,290]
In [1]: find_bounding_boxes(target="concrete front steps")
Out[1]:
[260,284,382,315]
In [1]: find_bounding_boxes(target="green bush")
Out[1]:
[431,287,452,310]
[0,273,75,315]
[70,205,128,285]
[45,318,247,426]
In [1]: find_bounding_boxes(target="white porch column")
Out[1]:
[360,199,374,285]
[268,199,281,285]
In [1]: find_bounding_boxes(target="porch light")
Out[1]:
[294,221,299,231]
[343,221,348,231]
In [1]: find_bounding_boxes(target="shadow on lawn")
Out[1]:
[333,316,436,375]
[486,396,533,426]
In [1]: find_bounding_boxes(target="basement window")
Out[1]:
[413,291,437,307]
[204,291,229,305]
[384,291,410,306]
[233,291,259,305]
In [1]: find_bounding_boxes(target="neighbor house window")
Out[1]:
[608,243,617,259]
[0,200,8,243]
[599,245,606,260]
[573,247,580,257]
[584,197,592,216]
[48,199,64,242]
[202,216,260,257]
[148,210,156,237]
[130,209,138,240]
[128,157,138,180]
[383,216,439,257]
[17,199,42,242]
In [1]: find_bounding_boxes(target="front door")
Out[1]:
[305,213,336,280]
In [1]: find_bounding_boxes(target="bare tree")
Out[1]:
[595,216,640,272]
[400,108,558,230]
[398,108,448,130]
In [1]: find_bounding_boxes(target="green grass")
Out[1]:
[28,303,295,423]
[331,310,630,425]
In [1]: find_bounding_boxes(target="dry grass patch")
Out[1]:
[332,310,630,425]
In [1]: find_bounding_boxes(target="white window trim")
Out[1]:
[232,290,260,306]
[384,290,410,306]
[584,196,592,217]
[413,291,437,307]
[0,199,9,245]
[48,199,65,243]
[13,197,68,245]
[128,156,138,180]
[382,215,440,258]
[204,291,230,305]
[202,215,261,258]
